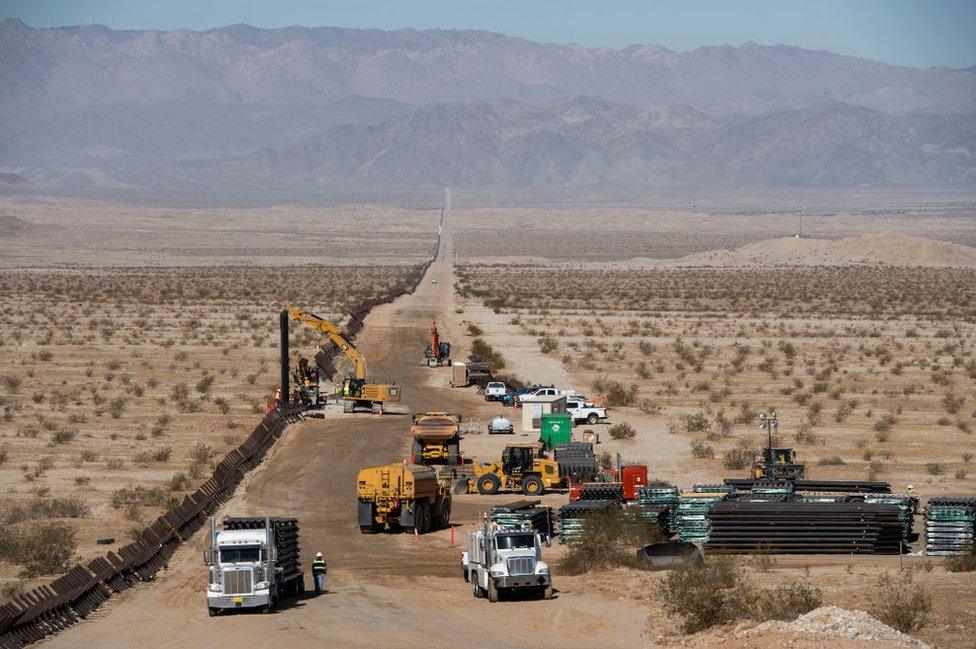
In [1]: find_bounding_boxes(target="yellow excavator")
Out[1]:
[284,301,401,414]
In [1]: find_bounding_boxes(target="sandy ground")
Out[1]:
[2,201,972,648]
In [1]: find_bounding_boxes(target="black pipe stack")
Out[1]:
[279,310,289,408]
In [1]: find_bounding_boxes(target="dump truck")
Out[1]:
[285,301,400,413]
[357,462,452,534]
[204,516,303,615]
[411,412,462,465]
[471,444,563,496]
[425,321,451,367]
[464,521,552,602]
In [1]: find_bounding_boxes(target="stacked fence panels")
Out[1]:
[674,493,727,543]
[637,486,679,536]
[554,443,600,484]
[925,496,976,556]
[724,478,891,493]
[557,500,617,545]
[490,501,553,539]
[705,501,905,554]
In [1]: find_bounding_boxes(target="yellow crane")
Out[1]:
[284,301,401,413]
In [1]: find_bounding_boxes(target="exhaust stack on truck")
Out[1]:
[204,516,304,615]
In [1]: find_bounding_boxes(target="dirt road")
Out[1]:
[43,220,647,648]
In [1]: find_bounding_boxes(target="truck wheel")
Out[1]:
[488,580,499,603]
[439,502,452,529]
[587,412,599,424]
[522,475,544,496]
[543,584,553,600]
[208,607,218,617]
[411,440,423,459]
[477,473,501,495]
[472,578,480,598]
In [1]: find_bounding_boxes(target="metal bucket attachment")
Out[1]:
[636,541,704,570]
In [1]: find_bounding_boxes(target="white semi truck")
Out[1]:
[463,522,552,602]
[204,516,304,615]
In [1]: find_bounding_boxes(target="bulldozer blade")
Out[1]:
[636,541,704,570]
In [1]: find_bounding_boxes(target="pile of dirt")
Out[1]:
[742,605,928,647]
[683,233,976,267]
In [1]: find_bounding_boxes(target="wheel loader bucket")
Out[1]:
[636,541,704,570]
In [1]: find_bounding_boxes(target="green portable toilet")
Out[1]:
[540,412,573,450]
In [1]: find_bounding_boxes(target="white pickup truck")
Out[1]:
[565,398,608,425]
[484,381,508,402]
[517,386,576,404]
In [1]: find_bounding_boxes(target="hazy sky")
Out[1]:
[4,0,975,69]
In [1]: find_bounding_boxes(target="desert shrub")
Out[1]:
[213,396,230,414]
[466,323,483,336]
[468,338,506,371]
[107,396,127,419]
[1,497,90,524]
[167,472,191,492]
[538,335,558,354]
[872,572,932,633]
[817,456,845,466]
[659,557,739,633]
[195,375,215,395]
[111,486,168,509]
[0,447,7,467]
[2,376,22,393]
[153,447,172,462]
[722,448,752,470]
[942,392,965,414]
[608,422,636,440]
[748,583,822,621]
[944,545,976,572]
[925,463,945,475]
[682,411,711,434]
[691,440,714,459]
[50,427,77,445]
[559,508,661,575]
[596,380,639,407]
[1,522,77,578]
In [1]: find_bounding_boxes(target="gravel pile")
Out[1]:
[745,605,929,647]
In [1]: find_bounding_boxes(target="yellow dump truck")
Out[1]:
[411,412,462,465]
[357,462,452,534]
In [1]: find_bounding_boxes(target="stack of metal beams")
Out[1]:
[925,495,976,556]
[578,483,624,501]
[557,500,617,545]
[705,501,905,554]
[674,492,728,543]
[636,486,680,535]
[490,500,553,539]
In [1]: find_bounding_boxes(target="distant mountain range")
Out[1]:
[1,18,973,190]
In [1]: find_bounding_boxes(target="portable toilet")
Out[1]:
[540,412,573,450]
[521,394,567,432]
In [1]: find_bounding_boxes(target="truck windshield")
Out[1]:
[496,534,535,550]
[219,546,261,563]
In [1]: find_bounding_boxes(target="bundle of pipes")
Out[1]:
[705,501,905,554]
[637,486,680,535]
[578,483,624,502]
[724,478,891,494]
[924,495,976,556]
[557,500,617,545]
[674,492,729,543]
[490,501,553,539]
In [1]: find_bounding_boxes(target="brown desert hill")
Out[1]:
[682,233,976,267]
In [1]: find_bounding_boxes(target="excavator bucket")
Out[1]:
[636,541,704,570]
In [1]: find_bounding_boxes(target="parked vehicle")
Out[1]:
[204,516,304,615]
[411,412,462,465]
[464,524,552,602]
[565,398,608,425]
[484,381,508,401]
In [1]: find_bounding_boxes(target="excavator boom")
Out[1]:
[284,301,366,379]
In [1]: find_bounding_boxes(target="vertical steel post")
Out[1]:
[280,310,289,408]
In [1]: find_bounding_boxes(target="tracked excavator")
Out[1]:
[425,321,451,367]
[284,301,400,414]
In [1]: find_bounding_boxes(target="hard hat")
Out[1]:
[316,552,323,558]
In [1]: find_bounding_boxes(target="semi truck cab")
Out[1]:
[466,527,552,602]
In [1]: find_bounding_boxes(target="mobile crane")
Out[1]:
[284,301,400,414]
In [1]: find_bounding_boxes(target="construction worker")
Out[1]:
[334,383,341,404]
[312,551,327,595]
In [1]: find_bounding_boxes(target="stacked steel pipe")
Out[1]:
[925,495,976,556]
[490,501,553,538]
[557,500,617,545]
[705,501,905,554]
